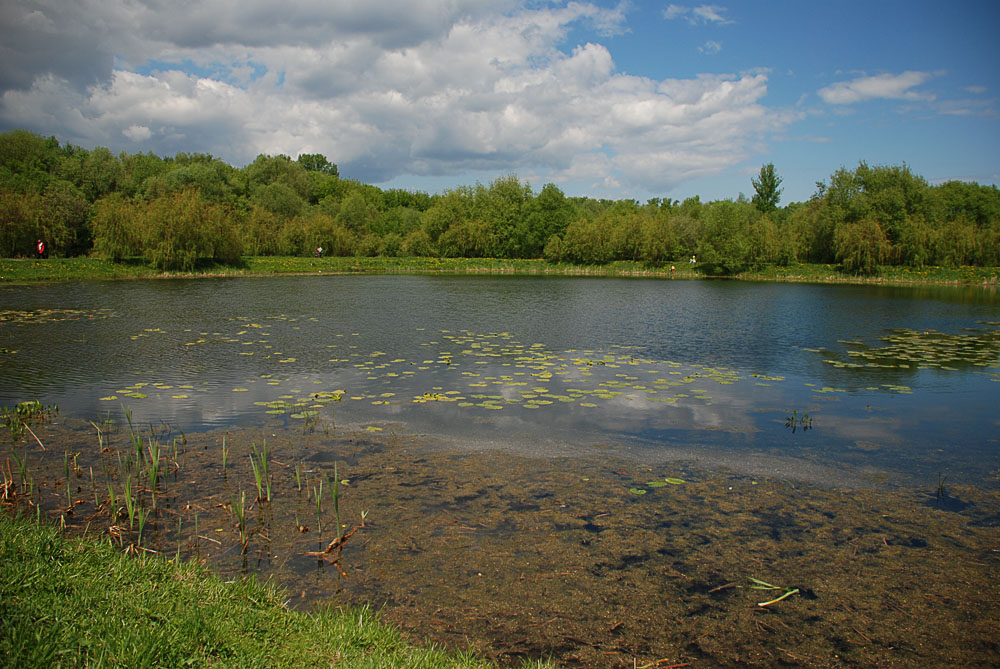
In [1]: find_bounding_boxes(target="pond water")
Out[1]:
[2,276,1000,667]
[2,275,998,486]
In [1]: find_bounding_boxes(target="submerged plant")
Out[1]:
[747,577,800,607]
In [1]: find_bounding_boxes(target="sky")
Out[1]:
[1,0,998,204]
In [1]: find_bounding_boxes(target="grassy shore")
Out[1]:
[0,511,550,668]
[1,255,998,286]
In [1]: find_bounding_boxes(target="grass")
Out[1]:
[2,255,997,286]
[0,511,552,668]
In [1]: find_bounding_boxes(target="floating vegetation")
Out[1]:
[0,307,114,325]
[820,326,1000,372]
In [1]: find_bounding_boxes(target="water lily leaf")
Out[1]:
[628,488,647,495]
[665,478,685,485]
[647,481,668,488]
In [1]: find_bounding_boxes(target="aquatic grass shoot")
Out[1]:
[122,473,135,529]
[314,476,324,533]
[231,489,249,552]
[135,506,150,547]
[249,440,270,502]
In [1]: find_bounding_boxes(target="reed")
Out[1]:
[135,506,150,546]
[175,516,183,561]
[11,451,30,493]
[123,407,143,463]
[231,489,249,552]
[936,472,948,500]
[122,473,135,529]
[90,419,105,453]
[221,436,229,474]
[249,440,270,502]
[314,477,324,533]
[63,451,72,508]
[106,482,118,521]
[331,463,343,545]
[146,435,161,490]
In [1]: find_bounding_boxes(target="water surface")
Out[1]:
[1,275,998,486]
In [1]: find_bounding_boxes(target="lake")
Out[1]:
[2,275,999,667]
[2,275,998,485]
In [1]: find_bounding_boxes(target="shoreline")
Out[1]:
[2,256,999,287]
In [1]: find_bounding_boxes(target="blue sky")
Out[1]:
[1,0,997,203]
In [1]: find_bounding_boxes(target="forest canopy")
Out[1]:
[1,129,998,273]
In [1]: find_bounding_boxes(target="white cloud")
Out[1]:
[0,1,793,196]
[817,71,936,105]
[698,40,722,55]
[122,124,152,141]
[663,4,733,25]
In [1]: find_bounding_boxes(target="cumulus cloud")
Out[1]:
[817,71,936,105]
[0,0,791,195]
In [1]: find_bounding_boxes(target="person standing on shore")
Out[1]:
[36,239,45,258]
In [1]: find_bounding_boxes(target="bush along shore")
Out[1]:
[0,511,552,668]
[1,255,998,286]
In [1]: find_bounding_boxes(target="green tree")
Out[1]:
[833,216,891,275]
[92,193,140,261]
[521,183,575,257]
[751,162,783,213]
[80,147,123,201]
[142,190,241,270]
[296,153,338,176]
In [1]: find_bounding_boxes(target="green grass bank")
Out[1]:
[0,511,550,668]
[2,256,998,286]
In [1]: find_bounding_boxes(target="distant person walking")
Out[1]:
[36,239,46,258]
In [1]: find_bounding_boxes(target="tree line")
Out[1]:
[1,129,998,273]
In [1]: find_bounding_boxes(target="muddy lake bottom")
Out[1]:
[5,418,999,668]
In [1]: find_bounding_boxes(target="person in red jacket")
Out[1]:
[36,239,46,258]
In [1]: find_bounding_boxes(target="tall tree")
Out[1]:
[751,162,783,213]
